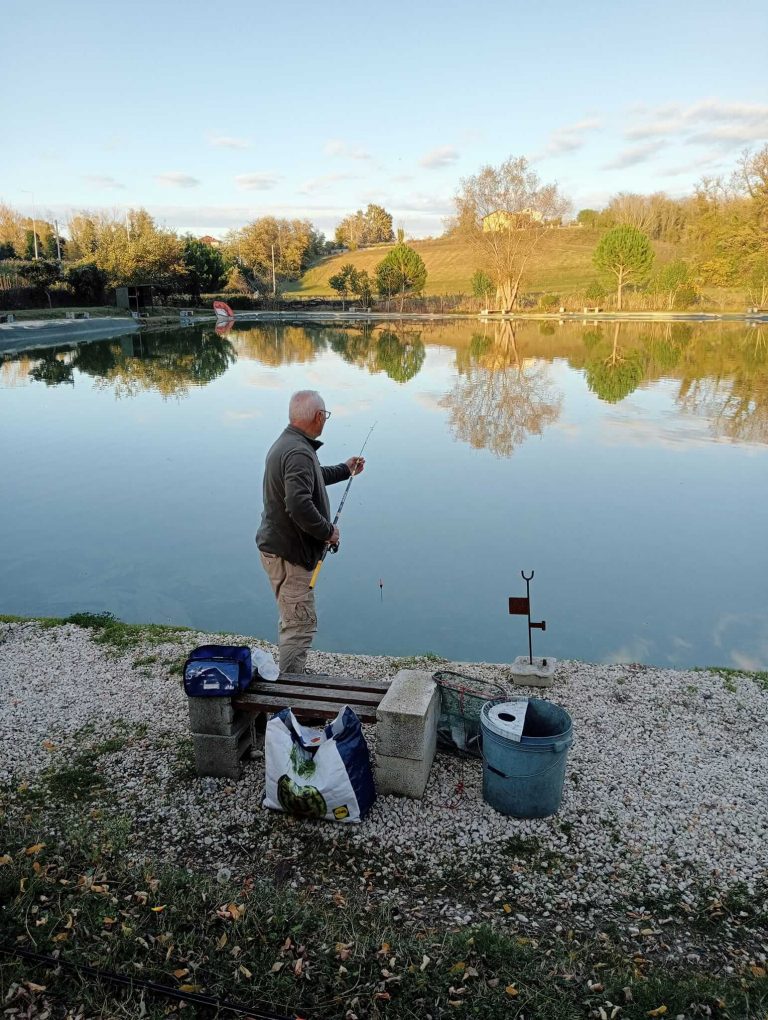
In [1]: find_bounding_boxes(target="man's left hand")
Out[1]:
[346,456,366,476]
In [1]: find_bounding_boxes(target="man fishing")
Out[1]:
[256,390,366,675]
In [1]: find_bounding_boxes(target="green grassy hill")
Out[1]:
[286,229,679,298]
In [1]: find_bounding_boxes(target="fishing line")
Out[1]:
[309,422,377,589]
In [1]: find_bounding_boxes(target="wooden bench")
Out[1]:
[234,672,391,723]
[190,673,391,778]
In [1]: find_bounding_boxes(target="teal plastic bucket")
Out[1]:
[481,699,573,818]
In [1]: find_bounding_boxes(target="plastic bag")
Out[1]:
[263,706,375,823]
[252,647,279,682]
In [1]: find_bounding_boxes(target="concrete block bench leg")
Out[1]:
[188,698,254,779]
[375,669,438,799]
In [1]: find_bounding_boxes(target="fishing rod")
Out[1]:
[0,944,301,1019]
[309,422,376,589]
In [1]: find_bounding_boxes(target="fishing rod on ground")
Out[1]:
[309,422,377,590]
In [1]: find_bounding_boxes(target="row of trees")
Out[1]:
[334,204,394,249]
[0,203,340,307]
[328,236,428,311]
[445,146,768,313]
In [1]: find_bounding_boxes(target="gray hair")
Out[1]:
[289,389,325,423]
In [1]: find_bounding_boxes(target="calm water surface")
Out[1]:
[2,318,767,670]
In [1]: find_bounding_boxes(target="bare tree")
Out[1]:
[452,156,569,312]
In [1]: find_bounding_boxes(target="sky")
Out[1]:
[2,0,767,240]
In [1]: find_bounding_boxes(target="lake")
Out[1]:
[2,317,766,670]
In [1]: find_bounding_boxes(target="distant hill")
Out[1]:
[286,229,680,298]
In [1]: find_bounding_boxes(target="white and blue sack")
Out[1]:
[263,706,375,823]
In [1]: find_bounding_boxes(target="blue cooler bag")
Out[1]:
[183,645,252,697]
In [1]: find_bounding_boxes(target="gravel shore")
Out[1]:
[2,619,766,969]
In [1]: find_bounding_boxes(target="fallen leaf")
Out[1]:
[25,844,45,856]
[448,1001,463,1008]
[487,978,500,988]
[178,984,203,993]
[420,954,431,972]
[227,902,242,920]
[173,969,189,979]
[239,965,252,979]
[217,933,227,949]
[647,1008,667,1018]
[0,855,12,866]
[270,961,284,973]
[450,961,466,973]
[374,991,391,1001]
[151,906,166,913]
[52,932,68,942]
[338,964,348,975]
[751,966,767,978]
[505,985,519,997]
[26,982,46,993]
[502,903,512,913]
[42,740,56,751]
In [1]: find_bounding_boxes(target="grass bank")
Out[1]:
[2,812,765,1019]
[286,231,680,299]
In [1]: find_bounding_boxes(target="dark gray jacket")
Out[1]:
[256,425,351,569]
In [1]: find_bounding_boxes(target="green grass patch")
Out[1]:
[60,611,192,652]
[9,306,130,321]
[392,652,444,669]
[695,665,768,691]
[2,811,765,1019]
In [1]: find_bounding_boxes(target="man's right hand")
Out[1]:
[327,525,340,547]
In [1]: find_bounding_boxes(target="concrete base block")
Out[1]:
[510,656,557,688]
[192,717,253,779]
[376,669,439,761]
[188,696,239,736]
[375,669,439,799]
[375,751,434,799]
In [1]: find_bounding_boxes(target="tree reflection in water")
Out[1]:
[676,326,768,443]
[67,328,236,398]
[326,325,425,383]
[233,324,320,366]
[440,320,562,457]
[28,349,75,387]
[584,323,645,403]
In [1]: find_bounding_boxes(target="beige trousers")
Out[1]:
[259,551,317,675]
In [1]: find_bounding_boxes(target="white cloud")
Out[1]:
[155,172,201,188]
[419,146,460,169]
[235,173,281,191]
[324,139,371,161]
[209,135,250,149]
[298,172,361,194]
[82,174,125,190]
[535,118,601,159]
[626,100,768,149]
[602,140,668,170]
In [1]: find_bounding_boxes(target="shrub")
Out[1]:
[539,293,560,311]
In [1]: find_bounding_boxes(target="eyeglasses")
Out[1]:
[318,409,332,420]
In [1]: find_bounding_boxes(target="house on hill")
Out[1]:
[482,209,544,231]
[198,235,222,248]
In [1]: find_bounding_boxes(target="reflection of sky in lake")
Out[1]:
[1,319,767,670]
